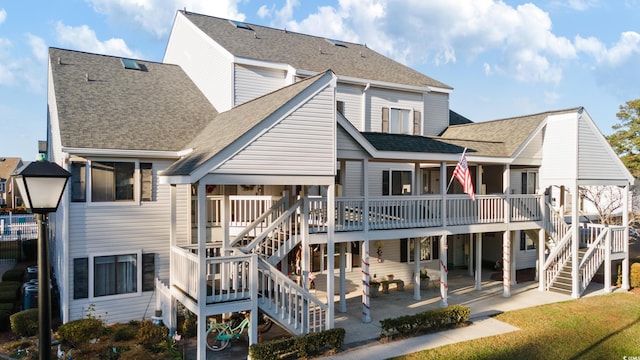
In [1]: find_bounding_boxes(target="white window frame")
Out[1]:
[88,249,143,301]
[408,237,439,262]
[78,159,150,206]
[520,232,536,252]
[383,169,413,196]
[389,108,412,135]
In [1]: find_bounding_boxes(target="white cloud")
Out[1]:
[257,5,272,18]
[551,0,600,11]
[483,62,492,76]
[576,31,640,66]
[85,0,247,38]
[55,21,140,58]
[26,34,48,63]
[0,8,6,24]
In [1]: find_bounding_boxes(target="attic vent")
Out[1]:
[121,58,141,70]
[229,20,253,31]
[325,38,347,47]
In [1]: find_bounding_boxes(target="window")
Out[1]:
[400,237,439,262]
[382,107,420,135]
[336,100,345,115]
[520,232,536,251]
[0,181,5,193]
[382,170,412,195]
[74,252,154,299]
[89,161,152,202]
[521,172,537,194]
[71,162,86,202]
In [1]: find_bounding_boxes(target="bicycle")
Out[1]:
[205,311,273,351]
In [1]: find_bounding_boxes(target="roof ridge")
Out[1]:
[448,106,583,128]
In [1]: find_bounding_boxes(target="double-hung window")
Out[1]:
[70,161,153,202]
[400,237,439,262]
[94,254,137,297]
[382,107,421,135]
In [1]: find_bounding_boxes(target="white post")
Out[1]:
[249,254,259,347]
[604,225,612,293]
[475,233,482,290]
[538,228,545,291]
[196,182,207,360]
[362,240,371,323]
[339,242,347,312]
[169,185,177,333]
[503,231,511,297]
[622,184,630,291]
[439,234,448,307]
[413,238,421,301]
[468,234,474,277]
[571,183,580,298]
[326,184,335,329]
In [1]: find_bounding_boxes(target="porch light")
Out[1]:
[13,155,71,360]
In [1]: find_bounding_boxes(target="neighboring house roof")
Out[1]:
[440,108,582,157]
[0,158,21,181]
[449,110,473,126]
[180,11,451,90]
[49,48,218,152]
[163,71,334,177]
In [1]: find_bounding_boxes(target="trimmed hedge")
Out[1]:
[57,318,105,346]
[249,328,345,360]
[380,305,470,339]
[10,308,38,337]
[1,268,25,282]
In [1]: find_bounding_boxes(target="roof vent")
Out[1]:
[325,38,347,47]
[229,19,253,31]
[121,58,142,70]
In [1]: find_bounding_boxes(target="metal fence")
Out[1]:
[0,213,37,263]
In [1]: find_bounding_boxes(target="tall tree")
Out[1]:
[607,99,640,178]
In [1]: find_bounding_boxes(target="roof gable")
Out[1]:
[49,48,218,152]
[180,11,451,90]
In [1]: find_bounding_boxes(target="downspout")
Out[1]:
[362,83,370,131]
[61,154,71,324]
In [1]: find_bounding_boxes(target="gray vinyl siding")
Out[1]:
[336,125,367,159]
[216,85,335,175]
[164,13,233,112]
[367,162,414,196]
[343,160,363,196]
[67,160,172,324]
[423,92,449,136]
[367,88,423,133]
[577,112,627,180]
[515,230,538,270]
[234,65,287,106]
[336,83,364,130]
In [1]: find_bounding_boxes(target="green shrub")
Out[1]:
[1,268,24,282]
[379,305,470,339]
[0,289,18,303]
[57,318,104,346]
[0,302,14,312]
[249,328,345,360]
[136,320,168,347]
[113,326,136,342]
[10,308,38,337]
[630,263,640,289]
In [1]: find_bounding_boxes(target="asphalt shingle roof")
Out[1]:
[50,48,218,152]
[163,71,333,176]
[362,132,468,154]
[181,11,451,90]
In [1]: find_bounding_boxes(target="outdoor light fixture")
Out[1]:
[13,154,71,360]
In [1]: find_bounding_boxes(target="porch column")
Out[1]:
[414,162,421,195]
[538,228,545,291]
[475,233,482,290]
[571,183,580,298]
[622,184,630,291]
[413,238,421,301]
[440,162,447,227]
[326,184,335,329]
[169,185,177,333]
[362,240,371,323]
[502,231,511,297]
[604,225,612,293]
[339,242,347,312]
[196,182,207,360]
[302,188,310,291]
[439,234,448,307]
[468,235,474,277]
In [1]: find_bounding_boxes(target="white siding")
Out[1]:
[367,88,423,133]
[67,160,172,324]
[513,129,543,166]
[164,13,233,112]
[234,65,286,106]
[540,112,578,188]
[343,160,363,196]
[217,85,335,175]
[424,91,449,136]
[337,125,367,159]
[367,162,414,196]
[578,112,629,181]
[515,231,538,269]
[336,84,364,130]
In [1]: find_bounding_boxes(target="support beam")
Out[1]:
[339,243,347,313]
[502,231,511,297]
[475,233,482,290]
[622,184,630,291]
[196,182,207,360]
[326,184,335,329]
[571,183,580,298]
[440,234,448,307]
[538,228,545,291]
[362,240,371,323]
[413,238,421,301]
[604,226,612,293]
[468,235,474,277]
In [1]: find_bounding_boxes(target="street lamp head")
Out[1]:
[13,159,71,214]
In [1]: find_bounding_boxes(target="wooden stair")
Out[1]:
[548,248,588,295]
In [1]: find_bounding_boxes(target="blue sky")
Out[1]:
[1,0,639,160]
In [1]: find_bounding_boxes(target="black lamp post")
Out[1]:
[13,156,70,360]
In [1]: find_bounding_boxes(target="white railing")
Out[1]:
[578,226,608,293]
[510,195,542,222]
[257,259,327,334]
[170,245,199,300]
[369,196,442,229]
[205,253,253,303]
[545,203,569,245]
[230,195,280,228]
[611,226,626,253]
[543,226,573,290]
[230,195,289,247]
[0,214,37,241]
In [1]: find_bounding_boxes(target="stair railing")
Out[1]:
[578,225,608,294]
[545,202,569,246]
[229,195,289,248]
[542,225,573,290]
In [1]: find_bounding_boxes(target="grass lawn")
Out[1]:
[394,292,640,360]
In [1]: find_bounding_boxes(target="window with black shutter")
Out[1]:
[142,253,155,291]
[74,258,88,299]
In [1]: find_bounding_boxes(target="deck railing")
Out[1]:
[543,226,573,290]
[0,214,37,241]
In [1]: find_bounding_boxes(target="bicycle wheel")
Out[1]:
[206,326,230,351]
[259,314,273,333]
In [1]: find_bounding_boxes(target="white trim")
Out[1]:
[62,147,180,159]
[87,249,143,301]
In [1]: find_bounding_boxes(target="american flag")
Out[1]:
[453,150,475,201]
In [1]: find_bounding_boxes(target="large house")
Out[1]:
[0,157,22,208]
[45,10,633,359]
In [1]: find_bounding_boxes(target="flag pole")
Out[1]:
[446,147,467,192]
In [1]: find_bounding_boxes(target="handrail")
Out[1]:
[542,225,573,290]
[230,195,289,247]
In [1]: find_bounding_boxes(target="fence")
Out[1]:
[0,213,37,263]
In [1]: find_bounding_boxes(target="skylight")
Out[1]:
[121,58,142,70]
[229,20,253,31]
[325,38,347,47]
